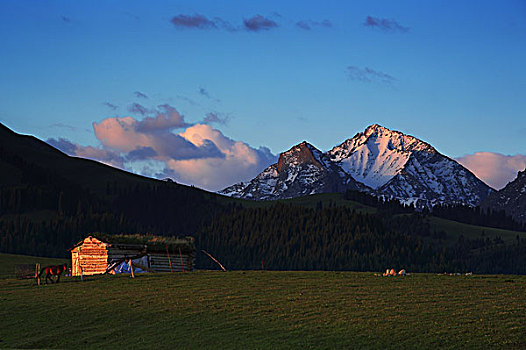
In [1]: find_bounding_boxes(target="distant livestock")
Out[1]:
[374,268,408,276]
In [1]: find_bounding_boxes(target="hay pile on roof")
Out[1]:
[92,233,195,254]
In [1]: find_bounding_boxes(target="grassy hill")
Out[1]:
[0,255,524,349]
[0,123,157,194]
[0,121,227,214]
[0,123,230,200]
[0,253,68,279]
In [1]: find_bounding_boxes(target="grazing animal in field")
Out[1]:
[37,263,67,284]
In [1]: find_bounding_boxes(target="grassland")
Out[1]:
[0,253,68,279]
[1,254,524,349]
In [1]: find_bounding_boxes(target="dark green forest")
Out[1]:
[196,203,526,274]
[344,190,525,232]
[0,181,228,257]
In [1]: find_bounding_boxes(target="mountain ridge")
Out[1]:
[220,124,492,207]
[219,141,369,200]
[481,168,526,223]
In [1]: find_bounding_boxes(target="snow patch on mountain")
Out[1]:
[328,124,434,189]
[219,141,368,200]
[220,124,493,207]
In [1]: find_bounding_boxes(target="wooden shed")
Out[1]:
[70,235,195,276]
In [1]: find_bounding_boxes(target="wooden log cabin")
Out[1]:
[70,235,195,276]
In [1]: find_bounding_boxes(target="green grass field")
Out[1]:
[0,253,68,279]
[1,254,524,349]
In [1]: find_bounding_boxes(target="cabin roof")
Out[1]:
[70,234,194,253]
[70,236,107,250]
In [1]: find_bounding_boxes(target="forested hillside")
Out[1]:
[0,181,230,257]
[196,203,526,274]
[1,123,525,274]
[0,123,230,256]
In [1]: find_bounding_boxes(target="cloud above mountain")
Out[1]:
[47,104,276,191]
[103,102,118,110]
[169,13,333,33]
[364,16,409,33]
[243,15,278,32]
[170,14,218,29]
[296,19,332,31]
[165,124,275,190]
[347,66,395,84]
[47,137,125,168]
[202,112,229,125]
[456,152,526,190]
[134,91,148,99]
[128,103,149,116]
[170,14,278,32]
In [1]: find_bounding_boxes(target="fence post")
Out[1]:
[166,245,173,273]
[179,247,185,273]
[76,257,83,281]
[35,263,40,286]
[129,259,135,278]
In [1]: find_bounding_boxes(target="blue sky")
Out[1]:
[1,1,525,190]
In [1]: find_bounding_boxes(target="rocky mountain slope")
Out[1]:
[219,141,368,200]
[481,168,526,223]
[220,124,493,207]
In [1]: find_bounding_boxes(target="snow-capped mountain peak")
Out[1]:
[219,141,367,200]
[328,124,435,189]
[277,141,326,172]
[220,124,492,207]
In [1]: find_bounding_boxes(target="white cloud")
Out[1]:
[51,108,276,192]
[456,152,526,190]
[168,124,275,190]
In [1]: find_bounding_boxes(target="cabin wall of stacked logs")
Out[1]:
[71,240,194,276]
[71,240,109,276]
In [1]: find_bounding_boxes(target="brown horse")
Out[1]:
[37,263,67,284]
